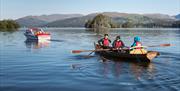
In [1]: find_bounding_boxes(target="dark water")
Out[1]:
[0,28,180,91]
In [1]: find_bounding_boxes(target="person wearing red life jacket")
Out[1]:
[98,34,111,48]
[112,36,125,49]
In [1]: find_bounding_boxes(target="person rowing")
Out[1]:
[98,34,111,48]
[112,35,125,49]
[112,35,127,53]
[130,36,147,54]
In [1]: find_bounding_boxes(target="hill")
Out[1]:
[15,14,83,27]
[15,12,179,28]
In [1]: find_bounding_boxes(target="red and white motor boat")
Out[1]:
[24,28,51,40]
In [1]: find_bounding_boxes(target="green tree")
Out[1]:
[85,14,118,28]
[85,20,92,28]
[122,19,134,28]
[0,20,20,31]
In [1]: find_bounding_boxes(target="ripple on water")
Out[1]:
[0,29,180,91]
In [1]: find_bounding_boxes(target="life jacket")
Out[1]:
[130,42,147,54]
[114,41,122,48]
[130,49,147,54]
[135,42,142,49]
[103,38,109,46]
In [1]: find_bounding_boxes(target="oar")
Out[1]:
[147,43,171,47]
[72,49,111,54]
[129,43,172,49]
[87,50,95,56]
[72,43,172,54]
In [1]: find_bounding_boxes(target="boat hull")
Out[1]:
[24,33,50,40]
[95,44,159,62]
[37,34,51,40]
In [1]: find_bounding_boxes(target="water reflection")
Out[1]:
[25,39,50,49]
[71,54,155,80]
[100,60,155,80]
[130,62,155,80]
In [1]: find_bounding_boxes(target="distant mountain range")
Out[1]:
[15,12,180,27]
[16,14,83,27]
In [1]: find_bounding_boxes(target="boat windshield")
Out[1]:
[30,28,44,33]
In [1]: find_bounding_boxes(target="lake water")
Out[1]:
[0,28,180,91]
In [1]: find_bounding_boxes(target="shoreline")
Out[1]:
[19,27,180,30]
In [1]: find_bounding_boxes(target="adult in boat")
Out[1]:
[98,34,111,48]
[130,36,147,54]
[112,35,125,49]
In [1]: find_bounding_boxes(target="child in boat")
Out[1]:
[130,36,147,54]
[112,35,126,53]
[98,34,111,48]
[112,36,125,49]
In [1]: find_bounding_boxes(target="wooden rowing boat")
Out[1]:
[94,43,160,62]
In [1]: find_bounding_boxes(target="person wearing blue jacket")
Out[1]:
[130,36,147,54]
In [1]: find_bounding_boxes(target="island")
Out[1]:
[0,20,20,31]
[85,14,180,28]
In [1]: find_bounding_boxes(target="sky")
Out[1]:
[0,0,180,20]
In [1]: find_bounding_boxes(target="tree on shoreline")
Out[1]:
[85,14,118,28]
[0,20,20,31]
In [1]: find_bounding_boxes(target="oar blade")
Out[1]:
[160,44,171,47]
[148,44,172,47]
[72,50,82,54]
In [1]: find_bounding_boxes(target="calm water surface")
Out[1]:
[0,28,180,91]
